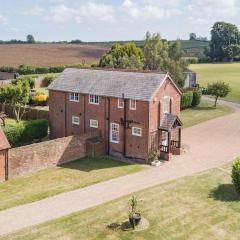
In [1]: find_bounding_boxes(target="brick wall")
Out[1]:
[0,151,7,181]
[8,135,86,178]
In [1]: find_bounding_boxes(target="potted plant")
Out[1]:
[128,196,141,229]
[148,150,161,167]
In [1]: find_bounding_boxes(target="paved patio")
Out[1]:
[0,99,240,236]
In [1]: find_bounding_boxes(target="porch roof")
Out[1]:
[159,113,182,131]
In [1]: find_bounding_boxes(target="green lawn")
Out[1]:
[181,100,234,128]
[0,157,143,211]
[190,63,240,103]
[3,160,240,240]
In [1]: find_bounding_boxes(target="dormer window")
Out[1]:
[89,95,99,105]
[69,92,79,102]
[130,99,136,110]
[163,96,170,114]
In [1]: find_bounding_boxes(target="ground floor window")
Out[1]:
[72,115,80,125]
[132,127,142,136]
[110,123,119,143]
[90,119,98,128]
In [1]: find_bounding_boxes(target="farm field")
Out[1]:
[3,161,240,240]
[190,63,240,103]
[0,44,110,67]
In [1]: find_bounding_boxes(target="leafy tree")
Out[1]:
[207,82,231,107]
[99,42,144,69]
[26,34,35,44]
[0,80,30,122]
[189,33,197,40]
[210,22,240,61]
[143,32,169,71]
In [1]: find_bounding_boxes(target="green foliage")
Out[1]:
[232,158,240,194]
[192,90,202,107]
[129,196,139,217]
[148,150,159,163]
[0,66,18,73]
[210,22,240,61]
[12,76,35,89]
[18,64,36,75]
[99,42,144,69]
[35,67,49,74]
[181,92,193,109]
[3,119,48,147]
[189,33,197,40]
[44,74,56,85]
[49,65,65,73]
[26,34,35,44]
[207,82,231,107]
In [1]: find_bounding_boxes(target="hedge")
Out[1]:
[181,92,193,109]
[192,90,202,107]
[0,64,65,75]
[232,158,240,194]
[3,119,48,147]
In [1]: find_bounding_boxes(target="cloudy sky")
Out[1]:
[0,0,239,41]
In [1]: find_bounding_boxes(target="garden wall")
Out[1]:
[8,135,87,178]
[0,104,49,120]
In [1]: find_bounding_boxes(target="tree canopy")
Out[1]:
[210,22,240,61]
[26,34,35,44]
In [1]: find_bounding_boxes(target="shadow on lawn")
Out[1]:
[209,184,240,202]
[59,157,132,172]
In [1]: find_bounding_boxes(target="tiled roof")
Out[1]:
[159,113,182,131]
[48,68,169,101]
[0,128,10,150]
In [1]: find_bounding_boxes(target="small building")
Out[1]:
[48,68,182,161]
[184,70,197,88]
[0,72,18,80]
[0,128,10,181]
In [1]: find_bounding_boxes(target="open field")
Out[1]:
[181,100,234,128]
[190,63,240,103]
[3,160,239,240]
[0,157,143,211]
[0,44,109,67]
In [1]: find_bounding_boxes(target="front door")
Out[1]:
[161,131,168,146]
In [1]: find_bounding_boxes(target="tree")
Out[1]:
[207,82,231,107]
[99,42,144,69]
[143,32,169,71]
[189,33,197,40]
[210,22,240,61]
[0,80,30,122]
[26,34,35,44]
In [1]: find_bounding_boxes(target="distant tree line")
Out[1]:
[98,32,188,87]
[189,33,208,41]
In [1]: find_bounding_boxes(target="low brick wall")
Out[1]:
[8,135,86,178]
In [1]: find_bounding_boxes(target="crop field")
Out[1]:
[190,63,240,103]
[0,44,110,67]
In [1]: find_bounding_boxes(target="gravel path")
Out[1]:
[0,99,239,236]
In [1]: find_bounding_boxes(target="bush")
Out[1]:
[232,158,240,194]
[18,64,36,75]
[0,66,18,73]
[183,57,199,64]
[192,90,202,107]
[3,119,48,147]
[49,65,65,73]
[181,92,193,109]
[12,76,35,89]
[32,94,48,106]
[44,74,56,85]
[35,67,49,74]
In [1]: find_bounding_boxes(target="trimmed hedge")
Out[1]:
[192,90,202,107]
[3,119,48,147]
[181,92,193,109]
[232,158,240,194]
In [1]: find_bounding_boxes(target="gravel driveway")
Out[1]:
[0,99,239,236]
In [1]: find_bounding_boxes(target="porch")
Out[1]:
[150,113,182,160]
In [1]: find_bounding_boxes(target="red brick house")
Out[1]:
[48,68,182,161]
[0,128,10,181]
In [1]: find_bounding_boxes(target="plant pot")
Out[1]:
[129,213,141,228]
[151,160,161,167]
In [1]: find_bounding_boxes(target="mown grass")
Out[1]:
[3,161,240,240]
[0,156,143,211]
[190,63,240,103]
[181,100,234,128]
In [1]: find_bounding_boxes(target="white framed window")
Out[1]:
[110,123,119,143]
[130,99,136,110]
[163,96,170,114]
[72,115,80,125]
[90,119,98,128]
[89,95,99,105]
[162,131,168,146]
[118,98,124,108]
[132,127,142,137]
[69,92,79,102]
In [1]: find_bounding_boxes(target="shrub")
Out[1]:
[192,90,202,107]
[35,67,50,74]
[18,64,36,75]
[3,119,48,147]
[13,76,35,89]
[232,158,240,194]
[44,74,56,85]
[32,94,48,106]
[49,65,65,73]
[181,92,193,109]
[0,66,18,73]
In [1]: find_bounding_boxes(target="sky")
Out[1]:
[0,0,240,42]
